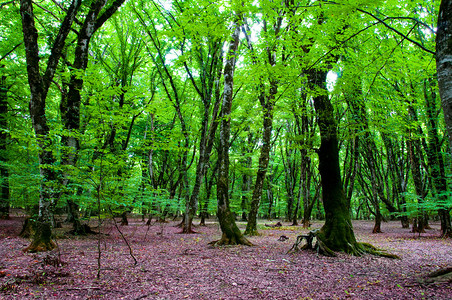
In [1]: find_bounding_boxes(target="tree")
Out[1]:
[437,0,452,149]
[215,16,252,246]
[436,0,452,237]
[243,6,283,236]
[20,0,125,252]
[0,68,9,218]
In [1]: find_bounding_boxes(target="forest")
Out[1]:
[0,0,451,298]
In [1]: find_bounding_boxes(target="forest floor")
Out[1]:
[0,215,451,300]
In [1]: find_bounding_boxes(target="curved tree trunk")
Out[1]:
[311,69,362,255]
[214,18,251,246]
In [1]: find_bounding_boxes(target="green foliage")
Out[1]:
[1,0,449,234]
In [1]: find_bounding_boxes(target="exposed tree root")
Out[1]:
[417,267,452,284]
[360,242,400,259]
[209,233,254,246]
[288,229,399,259]
[244,228,261,237]
[264,222,282,228]
[68,223,97,236]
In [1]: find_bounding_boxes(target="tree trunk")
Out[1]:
[311,69,362,254]
[406,104,428,234]
[424,79,452,237]
[436,2,452,239]
[20,0,125,251]
[436,0,452,149]
[0,72,9,219]
[245,105,274,235]
[214,19,251,246]
[183,42,222,233]
[61,0,125,234]
[281,129,297,223]
[382,134,410,228]
[20,0,81,252]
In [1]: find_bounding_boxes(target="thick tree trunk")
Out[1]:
[215,20,251,246]
[436,0,452,149]
[20,0,81,252]
[311,69,362,254]
[20,0,125,251]
[436,3,452,240]
[423,80,452,237]
[0,73,9,219]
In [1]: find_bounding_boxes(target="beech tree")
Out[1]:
[436,0,452,237]
[1,0,448,255]
[215,15,252,246]
[20,0,125,252]
[0,69,9,219]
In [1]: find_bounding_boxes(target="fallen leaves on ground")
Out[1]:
[0,218,450,299]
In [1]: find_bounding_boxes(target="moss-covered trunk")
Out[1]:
[312,69,360,254]
[23,221,56,253]
[214,18,251,246]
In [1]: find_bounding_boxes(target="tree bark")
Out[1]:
[20,0,81,252]
[0,72,9,219]
[215,19,251,246]
[183,48,222,232]
[60,0,125,234]
[436,0,452,149]
[424,80,452,237]
[436,2,452,235]
[311,69,362,254]
[244,98,274,235]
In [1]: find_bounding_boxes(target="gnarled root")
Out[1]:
[288,230,399,259]
[209,233,253,247]
[417,267,452,284]
[360,242,400,259]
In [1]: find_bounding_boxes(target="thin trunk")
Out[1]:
[0,72,9,219]
[244,97,274,235]
[266,179,274,220]
[382,134,410,228]
[183,42,223,233]
[407,104,428,233]
[243,15,282,236]
[241,130,253,221]
[215,19,251,246]
[61,0,126,234]
[282,132,297,222]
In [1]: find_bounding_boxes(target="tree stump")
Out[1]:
[287,229,335,256]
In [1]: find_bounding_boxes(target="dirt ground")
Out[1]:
[0,215,451,299]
